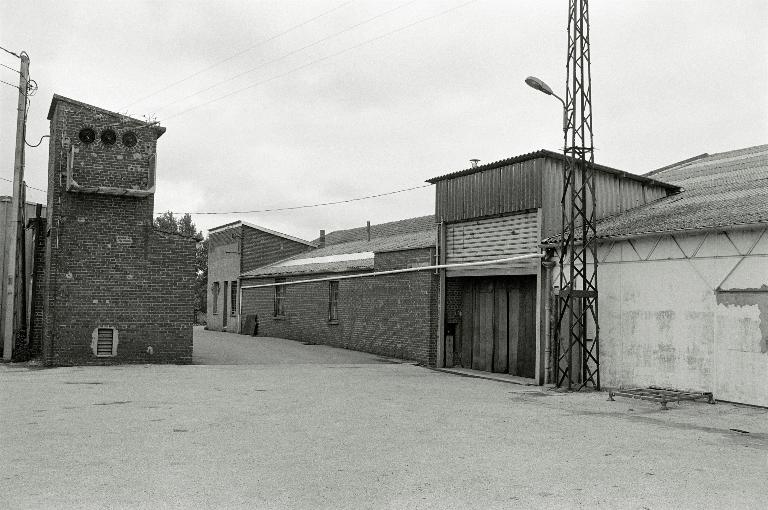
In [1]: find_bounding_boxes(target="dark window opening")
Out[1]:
[328,281,339,322]
[212,282,220,314]
[230,281,238,316]
[274,279,285,317]
[100,129,117,145]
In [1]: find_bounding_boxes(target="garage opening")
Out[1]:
[447,275,536,377]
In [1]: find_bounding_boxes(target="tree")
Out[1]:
[154,211,208,315]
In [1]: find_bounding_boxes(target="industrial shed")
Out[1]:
[586,145,768,406]
[207,221,314,332]
[239,216,439,364]
[428,150,678,383]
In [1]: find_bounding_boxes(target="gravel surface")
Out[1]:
[1,328,766,509]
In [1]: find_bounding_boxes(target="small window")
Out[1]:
[274,279,285,317]
[212,282,220,314]
[230,281,238,316]
[328,281,339,322]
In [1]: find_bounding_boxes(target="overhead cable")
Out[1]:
[162,0,478,122]
[155,0,418,113]
[121,1,355,111]
[176,183,432,215]
[0,44,20,58]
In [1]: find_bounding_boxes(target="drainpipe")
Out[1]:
[542,248,557,384]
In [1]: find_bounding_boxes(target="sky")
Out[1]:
[1,0,766,241]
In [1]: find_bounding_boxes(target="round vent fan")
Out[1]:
[122,131,138,147]
[78,128,96,144]
[100,129,117,145]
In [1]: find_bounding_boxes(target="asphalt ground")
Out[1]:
[1,327,766,509]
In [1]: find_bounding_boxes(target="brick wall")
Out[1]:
[42,97,194,365]
[206,224,313,332]
[28,217,47,355]
[240,225,312,273]
[240,247,438,365]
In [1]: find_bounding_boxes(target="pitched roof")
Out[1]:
[584,144,768,240]
[425,149,677,189]
[318,215,435,246]
[208,220,314,246]
[242,216,435,278]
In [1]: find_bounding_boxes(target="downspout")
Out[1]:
[237,228,244,334]
[542,248,557,384]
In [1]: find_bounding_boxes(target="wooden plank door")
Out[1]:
[460,281,474,369]
[471,279,494,371]
[493,281,508,373]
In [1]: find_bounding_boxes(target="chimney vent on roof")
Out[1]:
[318,229,325,249]
[366,221,371,242]
[470,159,480,168]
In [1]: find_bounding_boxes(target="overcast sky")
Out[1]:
[1,0,766,240]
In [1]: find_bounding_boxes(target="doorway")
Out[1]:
[455,276,536,377]
[222,281,229,329]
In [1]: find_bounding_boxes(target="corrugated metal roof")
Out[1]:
[548,144,768,241]
[242,217,435,278]
[425,149,678,189]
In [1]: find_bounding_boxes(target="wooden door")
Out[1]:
[472,279,494,371]
[460,276,537,377]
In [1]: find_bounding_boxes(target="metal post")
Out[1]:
[2,52,30,360]
[554,0,599,390]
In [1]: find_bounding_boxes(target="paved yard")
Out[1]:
[1,328,767,509]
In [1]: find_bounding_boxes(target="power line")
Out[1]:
[121,1,355,111]
[155,0,418,114]
[162,0,478,122]
[0,78,18,89]
[0,62,19,74]
[0,44,20,58]
[0,175,46,193]
[177,183,432,215]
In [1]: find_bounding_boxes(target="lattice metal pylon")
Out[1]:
[554,0,599,390]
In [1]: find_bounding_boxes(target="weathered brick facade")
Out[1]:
[41,95,195,365]
[241,248,438,365]
[207,222,312,332]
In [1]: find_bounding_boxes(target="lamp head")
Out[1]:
[525,76,554,96]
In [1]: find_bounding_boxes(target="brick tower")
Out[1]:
[41,95,194,365]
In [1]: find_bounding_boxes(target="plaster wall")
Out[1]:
[595,228,768,406]
[207,229,240,332]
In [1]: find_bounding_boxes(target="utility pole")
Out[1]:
[2,51,29,360]
[554,0,600,390]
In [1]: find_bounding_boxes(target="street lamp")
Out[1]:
[525,76,567,133]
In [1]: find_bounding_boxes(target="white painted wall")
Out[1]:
[594,227,768,407]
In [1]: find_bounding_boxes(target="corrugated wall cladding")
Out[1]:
[446,212,539,276]
[540,160,671,238]
[435,159,542,222]
[434,155,674,238]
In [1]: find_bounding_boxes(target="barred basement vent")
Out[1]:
[92,327,118,357]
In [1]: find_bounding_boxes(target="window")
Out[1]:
[328,281,339,322]
[230,281,238,316]
[274,279,285,317]
[212,282,220,314]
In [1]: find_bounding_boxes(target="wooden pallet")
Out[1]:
[608,386,715,410]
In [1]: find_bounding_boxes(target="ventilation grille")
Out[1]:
[96,328,115,356]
